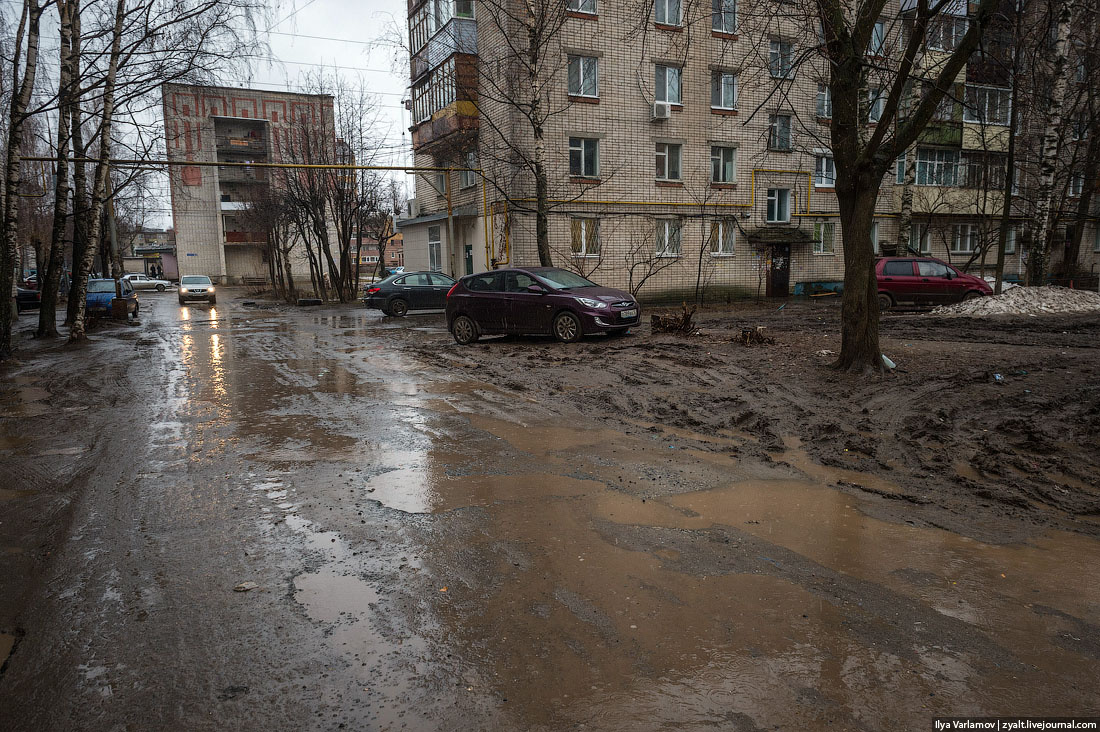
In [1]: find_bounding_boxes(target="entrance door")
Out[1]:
[464,243,473,275]
[766,244,790,297]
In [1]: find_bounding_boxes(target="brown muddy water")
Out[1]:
[0,293,1097,731]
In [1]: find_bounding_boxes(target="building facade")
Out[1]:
[398,1,1099,299]
[162,83,336,284]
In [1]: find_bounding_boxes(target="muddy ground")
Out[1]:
[0,292,1097,731]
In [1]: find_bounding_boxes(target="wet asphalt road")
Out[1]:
[1,292,1098,731]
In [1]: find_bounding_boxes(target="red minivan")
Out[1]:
[876,257,992,309]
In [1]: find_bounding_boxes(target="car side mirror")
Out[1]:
[526,284,546,294]
[945,270,955,279]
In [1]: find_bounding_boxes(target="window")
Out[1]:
[917,260,951,277]
[570,218,599,256]
[656,219,682,256]
[932,93,955,122]
[928,16,968,52]
[916,147,959,186]
[963,152,1007,189]
[655,65,681,104]
[1071,174,1084,197]
[868,19,886,55]
[769,40,794,78]
[567,0,596,13]
[952,224,979,253]
[411,57,457,123]
[883,260,914,276]
[896,152,907,184]
[1072,114,1089,141]
[710,219,736,255]
[814,155,835,187]
[769,114,792,150]
[654,0,681,25]
[1005,226,1016,254]
[433,172,447,195]
[870,220,880,254]
[507,272,539,292]
[711,146,736,183]
[459,151,477,188]
[428,226,443,271]
[816,84,832,118]
[712,0,736,33]
[868,88,884,123]
[963,85,1011,125]
[465,272,504,292]
[455,0,474,18]
[813,222,835,254]
[711,71,737,109]
[568,55,598,98]
[909,223,931,253]
[655,143,682,181]
[569,137,599,178]
[766,189,790,223]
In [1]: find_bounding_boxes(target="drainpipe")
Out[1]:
[445,169,456,277]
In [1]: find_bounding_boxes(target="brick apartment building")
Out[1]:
[163,83,335,285]
[398,0,1100,299]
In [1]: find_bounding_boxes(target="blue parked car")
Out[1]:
[86,278,139,318]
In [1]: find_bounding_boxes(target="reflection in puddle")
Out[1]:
[363,469,601,514]
[294,569,378,624]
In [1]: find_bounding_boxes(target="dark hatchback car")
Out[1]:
[876,257,992,309]
[445,267,640,345]
[363,271,456,316]
[16,286,41,313]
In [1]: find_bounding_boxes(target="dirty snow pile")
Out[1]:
[931,286,1100,316]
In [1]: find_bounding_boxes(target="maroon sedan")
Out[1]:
[446,267,640,344]
[876,257,992,309]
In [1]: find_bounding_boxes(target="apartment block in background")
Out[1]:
[162,83,335,284]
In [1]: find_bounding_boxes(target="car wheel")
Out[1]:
[451,315,479,345]
[389,298,409,317]
[878,293,894,311]
[156,284,165,292]
[553,311,582,343]
[963,291,982,301]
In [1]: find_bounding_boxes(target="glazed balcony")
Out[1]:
[411,17,477,83]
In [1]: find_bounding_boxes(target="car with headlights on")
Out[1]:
[445,267,639,344]
[178,275,216,305]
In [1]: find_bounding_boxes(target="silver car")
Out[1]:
[178,275,216,305]
[122,273,173,292]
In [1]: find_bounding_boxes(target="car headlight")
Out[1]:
[208,286,215,293]
[574,297,607,309]
[180,287,189,293]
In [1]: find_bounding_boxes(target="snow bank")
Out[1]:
[931,286,1100,316]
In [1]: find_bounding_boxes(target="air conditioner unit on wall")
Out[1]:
[406,198,422,218]
[652,102,671,121]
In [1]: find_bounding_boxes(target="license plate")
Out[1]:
[621,309,637,318]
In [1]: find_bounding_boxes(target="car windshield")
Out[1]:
[88,281,115,293]
[181,276,212,285]
[534,268,597,290]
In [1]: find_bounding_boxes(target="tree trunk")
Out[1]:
[994,48,1022,296]
[39,0,75,338]
[0,0,43,360]
[69,0,124,342]
[1030,0,1074,285]
[834,173,884,374]
[66,0,86,325]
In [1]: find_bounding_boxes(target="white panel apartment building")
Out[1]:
[399,0,1099,299]
[163,83,336,284]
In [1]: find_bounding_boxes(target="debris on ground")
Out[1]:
[651,303,698,335]
[815,349,835,357]
[738,326,774,345]
[881,354,897,369]
[233,581,259,592]
[931,286,1100,316]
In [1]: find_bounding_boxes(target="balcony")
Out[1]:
[411,17,477,82]
[918,121,963,147]
[215,135,268,155]
[217,165,268,184]
[411,101,479,150]
[224,231,266,245]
